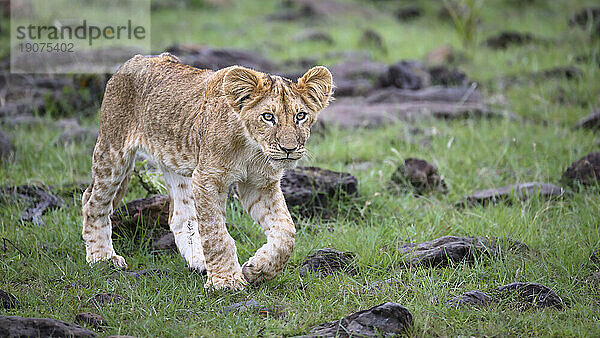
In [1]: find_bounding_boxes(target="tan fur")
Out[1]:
[81,53,333,290]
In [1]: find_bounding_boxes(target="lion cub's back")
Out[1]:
[99,53,213,148]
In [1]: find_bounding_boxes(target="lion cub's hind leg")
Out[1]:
[82,142,135,269]
[162,167,206,273]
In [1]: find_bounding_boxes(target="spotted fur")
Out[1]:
[81,53,333,290]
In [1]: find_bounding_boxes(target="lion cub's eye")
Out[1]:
[262,112,275,123]
[296,112,307,122]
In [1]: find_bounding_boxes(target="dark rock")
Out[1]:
[299,248,357,277]
[458,182,564,207]
[448,290,492,308]
[56,127,98,146]
[573,110,600,131]
[165,45,277,73]
[569,7,600,28]
[152,232,177,252]
[428,65,467,86]
[0,289,19,309]
[75,312,106,329]
[0,128,15,162]
[89,293,124,306]
[494,282,565,309]
[305,302,413,337]
[390,158,447,195]
[367,278,408,295]
[0,315,97,337]
[220,299,280,316]
[398,236,499,267]
[485,31,538,49]
[562,152,600,188]
[0,185,65,226]
[111,194,170,233]
[293,29,334,45]
[378,60,430,90]
[281,166,358,218]
[396,6,422,21]
[358,29,387,53]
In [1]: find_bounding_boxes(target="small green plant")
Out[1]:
[443,0,484,49]
[132,159,167,196]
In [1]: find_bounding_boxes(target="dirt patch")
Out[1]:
[398,236,499,267]
[0,185,64,226]
[390,158,447,195]
[299,248,357,277]
[305,302,413,337]
[367,278,410,295]
[494,282,565,309]
[75,313,106,330]
[449,283,565,310]
[89,293,124,306]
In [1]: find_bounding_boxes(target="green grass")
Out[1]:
[2,0,600,336]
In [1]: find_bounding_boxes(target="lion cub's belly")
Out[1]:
[136,141,196,177]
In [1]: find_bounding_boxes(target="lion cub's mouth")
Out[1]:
[271,156,300,161]
[269,153,303,162]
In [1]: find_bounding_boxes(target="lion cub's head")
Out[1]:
[223,65,333,168]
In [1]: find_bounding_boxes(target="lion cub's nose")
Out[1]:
[279,145,298,154]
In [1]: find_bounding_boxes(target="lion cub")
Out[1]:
[81,53,333,290]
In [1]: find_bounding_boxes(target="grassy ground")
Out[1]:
[2,0,600,336]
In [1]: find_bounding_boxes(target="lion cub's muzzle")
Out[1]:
[269,144,305,161]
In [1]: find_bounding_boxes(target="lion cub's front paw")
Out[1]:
[241,260,266,285]
[204,272,247,291]
[86,250,128,269]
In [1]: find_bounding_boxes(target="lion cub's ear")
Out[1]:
[223,66,264,112]
[296,66,334,112]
